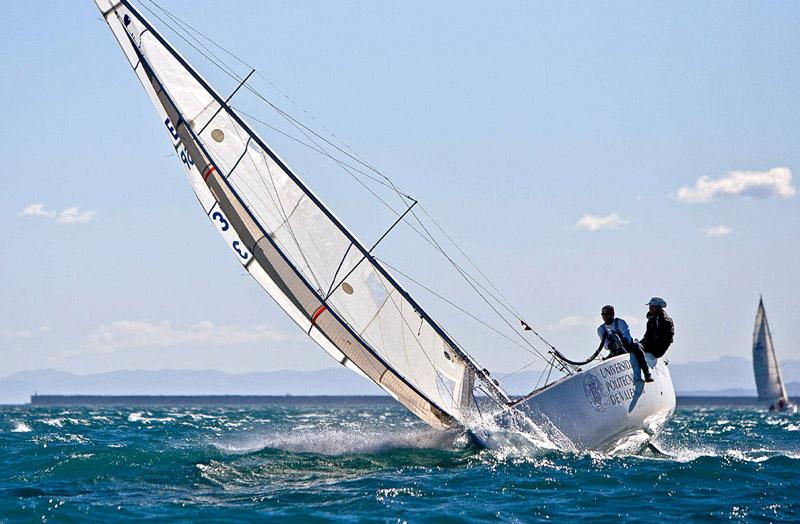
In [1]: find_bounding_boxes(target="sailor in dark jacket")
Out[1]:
[641,297,674,358]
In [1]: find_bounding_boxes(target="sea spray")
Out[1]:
[1,402,799,521]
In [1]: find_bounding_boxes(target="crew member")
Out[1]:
[641,297,675,358]
[598,305,653,382]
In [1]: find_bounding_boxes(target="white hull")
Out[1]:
[475,353,676,452]
[768,402,798,414]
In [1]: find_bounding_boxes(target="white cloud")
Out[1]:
[80,320,293,354]
[20,203,96,225]
[677,167,796,203]
[56,207,96,225]
[20,203,56,218]
[703,225,732,237]
[574,213,628,231]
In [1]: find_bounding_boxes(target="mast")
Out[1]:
[129,0,506,401]
[95,0,512,430]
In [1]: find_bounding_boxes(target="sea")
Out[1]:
[1,397,798,523]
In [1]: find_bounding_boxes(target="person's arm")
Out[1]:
[597,325,609,349]
[663,315,675,344]
[619,319,633,343]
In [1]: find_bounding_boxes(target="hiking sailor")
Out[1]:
[598,305,654,383]
[641,297,674,359]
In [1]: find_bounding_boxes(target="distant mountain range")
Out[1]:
[2,356,798,404]
[0,368,384,405]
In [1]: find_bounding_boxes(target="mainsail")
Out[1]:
[752,298,789,404]
[95,0,511,430]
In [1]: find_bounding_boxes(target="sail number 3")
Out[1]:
[210,207,250,263]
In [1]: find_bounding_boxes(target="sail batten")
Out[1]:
[122,18,454,426]
[96,0,507,428]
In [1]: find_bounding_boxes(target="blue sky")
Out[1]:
[1,1,799,377]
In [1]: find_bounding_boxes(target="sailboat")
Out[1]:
[93,0,676,451]
[753,298,796,413]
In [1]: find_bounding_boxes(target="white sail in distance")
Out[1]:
[94,0,512,429]
[752,298,789,405]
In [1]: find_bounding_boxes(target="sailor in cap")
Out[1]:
[641,297,674,359]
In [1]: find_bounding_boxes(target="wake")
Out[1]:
[211,427,465,456]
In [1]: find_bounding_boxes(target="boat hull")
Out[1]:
[768,402,798,414]
[477,353,676,452]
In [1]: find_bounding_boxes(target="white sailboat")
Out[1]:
[93,0,676,451]
[753,298,796,413]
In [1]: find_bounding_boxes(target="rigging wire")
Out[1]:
[130,0,516,413]
[231,107,400,193]
[142,0,374,175]
[375,257,544,360]
[408,208,552,363]
[139,0,562,371]
[144,0,414,208]
[238,101,559,366]
[500,358,542,381]
[418,203,524,321]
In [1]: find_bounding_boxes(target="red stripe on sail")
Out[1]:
[203,165,216,181]
[311,304,327,325]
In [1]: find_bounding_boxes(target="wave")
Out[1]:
[128,412,175,424]
[10,421,32,433]
[211,427,463,456]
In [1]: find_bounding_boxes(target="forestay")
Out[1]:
[96,0,509,429]
[752,298,788,404]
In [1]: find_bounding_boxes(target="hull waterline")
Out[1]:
[473,353,676,452]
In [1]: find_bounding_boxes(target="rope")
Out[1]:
[138,0,564,378]
[551,335,606,367]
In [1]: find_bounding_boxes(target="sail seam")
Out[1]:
[137,0,557,390]
[118,0,489,393]
[225,137,252,179]
[115,1,478,419]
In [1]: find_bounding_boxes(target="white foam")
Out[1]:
[11,421,32,433]
[725,450,770,463]
[649,441,797,464]
[661,446,715,462]
[466,407,575,459]
[128,412,174,424]
[212,427,461,456]
[376,487,422,501]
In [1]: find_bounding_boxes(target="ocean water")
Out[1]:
[1,399,798,523]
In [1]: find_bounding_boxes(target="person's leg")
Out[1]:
[628,344,653,382]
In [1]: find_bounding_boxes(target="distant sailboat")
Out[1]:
[93,0,676,451]
[753,298,796,413]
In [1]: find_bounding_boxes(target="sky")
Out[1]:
[1,1,799,379]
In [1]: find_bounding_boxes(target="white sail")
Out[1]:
[94,0,512,430]
[94,1,680,450]
[752,298,789,404]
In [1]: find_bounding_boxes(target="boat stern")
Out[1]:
[508,353,676,451]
